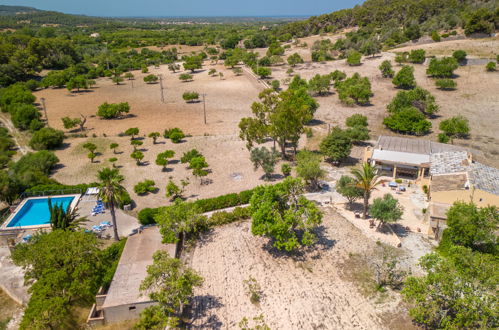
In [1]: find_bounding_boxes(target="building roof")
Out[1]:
[375,136,467,156]
[431,173,468,192]
[430,151,471,175]
[429,202,451,219]
[102,226,176,309]
[469,162,499,195]
[372,149,430,167]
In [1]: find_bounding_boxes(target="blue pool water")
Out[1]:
[7,197,75,228]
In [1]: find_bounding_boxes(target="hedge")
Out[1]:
[138,188,255,225]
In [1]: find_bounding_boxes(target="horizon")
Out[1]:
[0,0,363,18]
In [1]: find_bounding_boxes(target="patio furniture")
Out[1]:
[389,181,398,188]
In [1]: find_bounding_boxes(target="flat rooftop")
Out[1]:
[375,136,467,156]
[102,226,176,309]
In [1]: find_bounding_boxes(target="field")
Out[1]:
[186,208,416,330]
[33,34,499,210]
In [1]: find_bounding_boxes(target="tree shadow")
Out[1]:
[390,223,410,238]
[54,142,72,151]
[169,159,180,165]
[307,118,326,126]
[185,294,224,329]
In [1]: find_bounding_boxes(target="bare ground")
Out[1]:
[186,208,417,330]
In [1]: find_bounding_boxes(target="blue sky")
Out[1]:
[1,0,363,17]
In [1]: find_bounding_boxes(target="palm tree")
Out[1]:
[351,162,382,219]
[97,167,126,241]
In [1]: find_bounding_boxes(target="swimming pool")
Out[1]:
[5,196,78,228]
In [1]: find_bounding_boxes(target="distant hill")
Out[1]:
[0,5,40,15]
[278,0,498,37]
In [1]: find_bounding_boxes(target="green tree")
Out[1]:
[155,150,175,171]
[10,104,40,130]
[111,73,124,85]
[134,179,157,195]
[308,74,331,96]
[485,61,496,72]
[370,194,404,228]
[66,75,88,92]
[131,150,145,166]
[452,50,467,64]
[384,107,431,135]
[345,126,370,144]
[250,177,323,251]
[131,139,143,151]
[350,162,381,219]
[124,72,134,80]
[61,115,86,131]
[439,115,470,143]
[379,60,394,78]
[165,179,189,201]
[183,55,203,72]
[190,156,209,183]
[402,248,498,329]
[440,202,498,254]
[29,127,64,150]
[135,251,203,329]
[180,149,203,164]
[287,53,304,67]
[125,127,139,140]
[408,49,426,64]
[208,68,217,76]
[143,74,159,84]
[346,50,362,66]
[335,73,372,105]
[12,230,104,329]
[110,142,119,154]
[464,8,495,35]
[168,63,180,73]
[320,127,352,164]
[387,87,439,116]
[296,150,325,190]
[281,163,291,177]
[83,142,97,162]
[182,91,199,103]
[156,199,208,245]
[427,57,459,78]
[336,175,363,209]
[179,73,193,82]
[48,197,85,231]
[392,65,416,89]
[97,167,127,241]
[250,146,279,181]
[148,132,160,144]
[97,102,130,119]
[435,78,457,90]
[233,67,243,76]
[256,67,272,79]
[345,114,368,128]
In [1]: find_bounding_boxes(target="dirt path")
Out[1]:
[187,208,415,329]
[0,114,31,156]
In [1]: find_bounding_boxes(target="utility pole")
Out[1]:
[159,74,165,103]
[202,93,207,125]
[40,97,49,127]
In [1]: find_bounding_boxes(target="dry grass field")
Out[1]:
[186,208,416,330]
[34,34,499,212]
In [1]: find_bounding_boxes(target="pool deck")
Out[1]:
[0,194,81,231]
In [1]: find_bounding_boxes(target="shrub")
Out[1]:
[181,149,203,164]
[427,57,459,78]
[138,207,161,225]
[179,73,193,82]
[143,74,158,84]
[387,87,439,116]
[392,65,416,89]
[346,50,362,66]
[485,61,496,72]
[281,163,291,176]
[329,70,346,82]
[379,60,394,78]
[320,127,352,163]
[439,115,470,141]
[207,207,251,227]
[134,179,157,195]
[29,128,65,150]
[438,133,450,143]
[346,114,368,128]
[164,128,185,143]
[182,91,200,103]
[431,31,441,42]
[255,67,271,79]
[435,79,457,90]
[452,50,467,64]
[408,49,426,64]
[97,102,130,119]
[383,107,432,135]
[335,73,372,105]
[271,80,280,91]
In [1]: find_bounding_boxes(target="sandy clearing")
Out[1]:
[51,135,279,210]
[34,62,262,137]
[391,36,499,58]
[187,208,416,330]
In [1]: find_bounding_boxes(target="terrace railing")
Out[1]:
[21,188,84,199]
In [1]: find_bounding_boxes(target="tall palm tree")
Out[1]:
[97,167,126,241]
[351,162,382,219]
